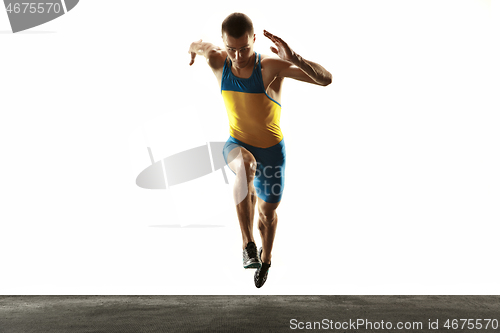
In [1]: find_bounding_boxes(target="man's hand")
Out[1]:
[263,30,332,86]
[187,40,224,70]
[188,39,202,66]
[264,30,297,63]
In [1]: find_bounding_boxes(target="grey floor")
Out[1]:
[1,296,499,333]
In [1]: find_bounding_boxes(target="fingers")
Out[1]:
[189,52,196,66]
[187,39,203,54]
[264,30,282,43]
[264,30,276,42]
[270,46,278,55]
[188,39,202,66]
[264,30,276,38]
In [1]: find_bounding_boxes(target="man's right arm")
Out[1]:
[188,40,225,70]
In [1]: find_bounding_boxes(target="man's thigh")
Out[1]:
[223,136,286,203]
[226,146,256,175]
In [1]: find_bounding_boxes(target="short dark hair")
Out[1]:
[221,13,254,39]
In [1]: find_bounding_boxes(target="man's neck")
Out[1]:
[232,53,255,74]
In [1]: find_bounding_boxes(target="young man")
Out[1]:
[188,13,332,288]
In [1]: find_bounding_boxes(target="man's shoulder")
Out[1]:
[261,55,289,65]
[208,48,228,70]
[260,54,277,63]
[260,55,291,72]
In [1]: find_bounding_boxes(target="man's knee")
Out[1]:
[230,148,257,181]
[258,209,277,228]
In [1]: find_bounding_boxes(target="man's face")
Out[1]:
[222,32,255,69]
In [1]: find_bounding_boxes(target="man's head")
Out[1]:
[221,13,256,69]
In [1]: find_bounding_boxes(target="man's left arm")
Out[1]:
[264,30,332,86]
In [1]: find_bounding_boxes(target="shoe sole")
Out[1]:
[244,262,262,269]
[254,265,270,288]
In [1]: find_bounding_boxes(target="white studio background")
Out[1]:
[0,0,499,294]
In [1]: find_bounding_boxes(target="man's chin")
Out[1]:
[234,59,251,69]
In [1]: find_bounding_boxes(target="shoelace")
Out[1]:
[245,244,258,259]
[259,263,271,275]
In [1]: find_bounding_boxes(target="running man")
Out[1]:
[188,13,332,288]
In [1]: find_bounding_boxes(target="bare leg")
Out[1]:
[234,183,257,248]
[227,147,258,249]
[257,198,280,264]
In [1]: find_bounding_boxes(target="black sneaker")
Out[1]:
[254,248,271,288]
[243,241,261,269]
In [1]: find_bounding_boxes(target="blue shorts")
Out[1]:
[222,136,286,204]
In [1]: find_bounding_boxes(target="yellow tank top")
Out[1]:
[221,52,283,148]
